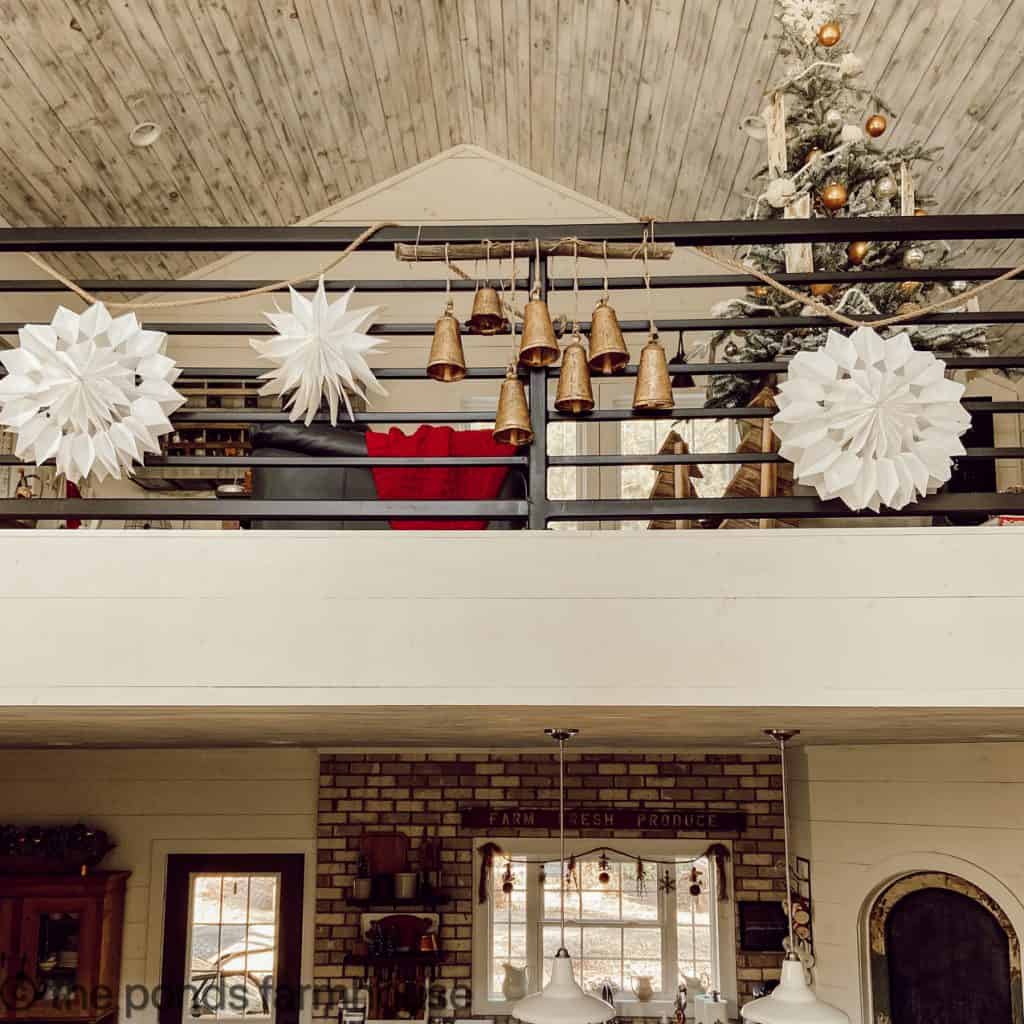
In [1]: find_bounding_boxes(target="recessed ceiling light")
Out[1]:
[129,122,162,148]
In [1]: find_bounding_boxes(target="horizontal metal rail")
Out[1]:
[2,449,1016,471]
[0,499,529,521]
[549,448,1024,466]
[164,356,1024,382]
[4,493,1021,522]
[545,493,1024,521]
[0,455,528,468]
[0,267,1016,294]
[1,215,1023,250]
[0,312,1006,338]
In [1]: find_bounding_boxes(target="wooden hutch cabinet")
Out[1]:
[0,872,129,1023]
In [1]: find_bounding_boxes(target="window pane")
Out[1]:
[509,924,527,963]
[623,929,662,960]
[248,878,277,924]
[221,877,249,924]
[583,927,622,958]
[186,873,278,1020]
[193,877,223,924]
[581,890,620,920]
[581,959,622,992]
[543,926,582,960]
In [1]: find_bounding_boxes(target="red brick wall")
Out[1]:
[316,751,785,1017]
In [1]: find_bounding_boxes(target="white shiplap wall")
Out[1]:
[0,748,318,1024]
[788,742,1024,1023]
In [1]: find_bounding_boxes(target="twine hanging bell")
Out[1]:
[518,290,560,367]
[554,333,595,415]
[426,303,466,382]
[587,299,629,375]
[467,285,506,335]
[633,334,674,412]
[493,367,534,446]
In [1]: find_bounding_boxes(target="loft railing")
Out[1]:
[1,216,1024,528]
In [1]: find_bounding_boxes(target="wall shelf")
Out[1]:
[343,952,446,966]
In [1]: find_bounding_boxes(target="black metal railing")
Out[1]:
[1,216,1023,528]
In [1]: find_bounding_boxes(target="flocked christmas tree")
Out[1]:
[705,0,987,409]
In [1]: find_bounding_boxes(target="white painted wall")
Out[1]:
[1,526,1023,706]
[0,748,318,1024]
[788,742,1024,1023]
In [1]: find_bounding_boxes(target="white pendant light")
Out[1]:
[740,730,850,1024]
[512,729,615,1024]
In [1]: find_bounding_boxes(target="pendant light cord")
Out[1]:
[559,732,566,951]
[773,730,798,957]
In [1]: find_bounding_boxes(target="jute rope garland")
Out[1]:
[693,244,1024,330]
[22,220,399,311]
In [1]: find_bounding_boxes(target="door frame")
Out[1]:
[148,842,315,1024]
[866,871,1023,1024]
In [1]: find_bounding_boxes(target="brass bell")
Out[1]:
[670,331,696,389]
[518,292,560,367]
[554,333,595,415]
[632,334,674,412]
[493,367,534,446]
[467,285,507,335]
[426,304,466,382]
[587,299,629,375]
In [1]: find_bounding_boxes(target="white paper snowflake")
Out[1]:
[251,277,386,425]
[0,303,184,484]
[777,0,837,45]
[773,326,971,512]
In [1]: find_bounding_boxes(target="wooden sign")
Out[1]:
[460,806,746,834]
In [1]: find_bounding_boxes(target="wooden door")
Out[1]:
[16,897,99,1020]
[886,888,1012,1024]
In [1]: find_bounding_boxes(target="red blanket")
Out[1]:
[365,425,515,529]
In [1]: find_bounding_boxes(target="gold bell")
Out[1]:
[632,334,674,412]
[493,367,534,447]
[554,333,595,415]
[518,292,560,367]
[426,304,466,382]
[587,299,629,375]
[467,286,507,335]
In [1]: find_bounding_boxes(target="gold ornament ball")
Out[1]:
[914,207,928,217]
[898,280,922,296]
[810,283,834,297]
[803,147,825,165]
[865,114,887,138]
[847,240,870,265]
[820,182,848,210]
[817,21,841,47]
[751,285,770,298]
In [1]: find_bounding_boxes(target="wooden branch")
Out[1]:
[394,240,674,262]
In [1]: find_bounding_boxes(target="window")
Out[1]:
[185,873,279,1019]
[617,391,738,530]
[160,855,305,1024]
[473,841,734,1016]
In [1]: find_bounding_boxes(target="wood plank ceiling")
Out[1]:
[5,704,1024,749]
[0,0,1021,290]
